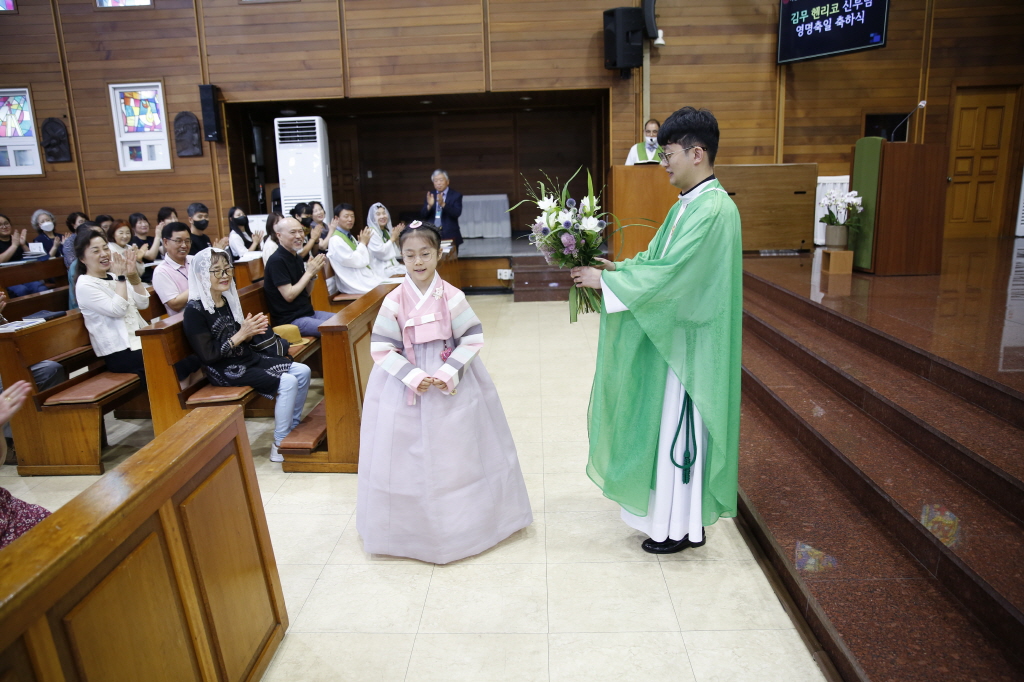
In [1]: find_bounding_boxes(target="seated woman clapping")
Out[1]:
[75,230,150,379]
[365,202,407,278]
[182,248,312,463]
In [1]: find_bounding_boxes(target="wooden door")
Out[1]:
[945,87,1018,238]
[329,123,361,220]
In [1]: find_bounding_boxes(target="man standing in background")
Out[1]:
[420,169,463,247]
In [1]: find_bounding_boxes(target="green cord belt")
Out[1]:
[669,392,697,484]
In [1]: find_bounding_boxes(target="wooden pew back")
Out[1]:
[0,406,287,681]
[0,258,67,293]
[299,283,397,473]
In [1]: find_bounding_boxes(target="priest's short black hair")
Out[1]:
[658,107,720,164]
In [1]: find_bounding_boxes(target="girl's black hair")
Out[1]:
[227,206,251,237]
[128,212,148,230]
[66,211,89,231]
[398,222,442,251]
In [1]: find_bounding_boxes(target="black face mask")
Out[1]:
[300,217,313,228]
[235,216,249,228]
[193,219,209,231]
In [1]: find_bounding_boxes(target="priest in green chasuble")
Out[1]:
[571,107,742,554]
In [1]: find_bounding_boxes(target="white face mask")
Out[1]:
[39,221,54,232]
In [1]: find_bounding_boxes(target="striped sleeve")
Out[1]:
[370,295,430,392]
[432,291,484,393]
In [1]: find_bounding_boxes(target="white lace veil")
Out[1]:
[189,247,245,324]
[366,202,393,234]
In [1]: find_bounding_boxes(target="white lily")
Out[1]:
[537,196,557,212]
[580,216,600,232]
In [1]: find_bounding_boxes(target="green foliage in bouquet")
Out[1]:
[511,167,606,323]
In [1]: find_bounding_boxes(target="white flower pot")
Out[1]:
[824,224,849,250]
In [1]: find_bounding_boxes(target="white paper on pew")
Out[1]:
[0,319,45,332]
[27,242,45,254]
[234,251,261,263]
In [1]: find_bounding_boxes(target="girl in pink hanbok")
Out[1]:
[356,222,532,564]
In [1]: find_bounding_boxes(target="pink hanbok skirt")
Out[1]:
[356,339,533,564]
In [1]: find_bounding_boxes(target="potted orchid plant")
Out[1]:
[819,189,864,251]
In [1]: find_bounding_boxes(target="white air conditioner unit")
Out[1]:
[274,116,333,216]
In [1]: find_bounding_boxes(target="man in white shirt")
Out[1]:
[151,222,192,313]
[326,203,384,295]
[625,119,663,166]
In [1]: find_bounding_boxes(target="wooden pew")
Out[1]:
[233,256,264,289]
[0,257,66,294]
[0,405,287,682]
[137,281,321,436]
[310,270,359,313]
[0,258,70,320]
[281,283,397,473]
[0,310,149,476]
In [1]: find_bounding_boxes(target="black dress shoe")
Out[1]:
[640,528,706,555]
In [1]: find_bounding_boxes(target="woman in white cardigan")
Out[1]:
[74,229,150,379]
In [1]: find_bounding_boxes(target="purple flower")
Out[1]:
[597,220,607,229]
[561,233,576,249]
[540,226,550,236]
[562,247,576,256]
[567,198,577,208]
[562,220,572,229]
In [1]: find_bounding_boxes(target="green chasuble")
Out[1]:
[587,178,742,525]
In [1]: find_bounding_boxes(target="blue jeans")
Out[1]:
[274,362,312,445]
[3,360,65,439]
[292,310,334,337]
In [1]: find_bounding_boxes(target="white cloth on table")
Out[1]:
[460,194,511,239]
[600,281,706,542]
[357,337,533,564]
[815,175,850,246]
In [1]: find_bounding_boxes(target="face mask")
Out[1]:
[300,217,313,228]
[235,216,249,228]
[40,221,54,232]
[193,219,209,231]
[645,136,658,147]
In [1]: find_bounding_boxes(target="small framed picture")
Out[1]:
[95,0,152,8]
[108,82,172,172]
[0,0,19,13]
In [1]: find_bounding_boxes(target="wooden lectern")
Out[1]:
[607,163,818,260]
[850,138,946,275]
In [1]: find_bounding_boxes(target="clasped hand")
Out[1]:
[305,253,326,275]
[109,247,138,276]
[237,312,269,341]
[417,377,447,392]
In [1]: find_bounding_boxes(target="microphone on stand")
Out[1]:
[890,101,926,142]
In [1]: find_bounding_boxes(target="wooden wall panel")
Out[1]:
[343,0,485,97]
[649,0,779,165]
[488,0,610,90]
[783,0,928,175]
[0,0,82,234]
[202,0,344,102]
[55,0,223,227]
[925,0,1024,144]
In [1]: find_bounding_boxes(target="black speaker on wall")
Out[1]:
[603,7,644,74]
[198,84,222,143]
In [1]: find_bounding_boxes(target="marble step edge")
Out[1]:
[742,271,1024,430]
[743,309,1024,525]
[741,367,1024,669]
[737,488,869,682]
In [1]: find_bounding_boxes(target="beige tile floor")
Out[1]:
[2,295,827,682]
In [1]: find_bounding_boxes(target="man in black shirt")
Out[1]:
[263,217,331,336]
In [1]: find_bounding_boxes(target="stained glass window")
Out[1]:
[0,0,18,12]
[108,82,170,172]
[0,88,41,175]
[118,90,162,133]
[0,95,33,138]
[96,0,151,7]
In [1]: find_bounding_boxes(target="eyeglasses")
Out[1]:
[166,237,192,245]
[657,146,707,163]
[210,268,234,279]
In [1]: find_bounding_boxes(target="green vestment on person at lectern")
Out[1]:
[586,178,742,526]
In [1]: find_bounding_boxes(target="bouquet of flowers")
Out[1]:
[515,168,606,323]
